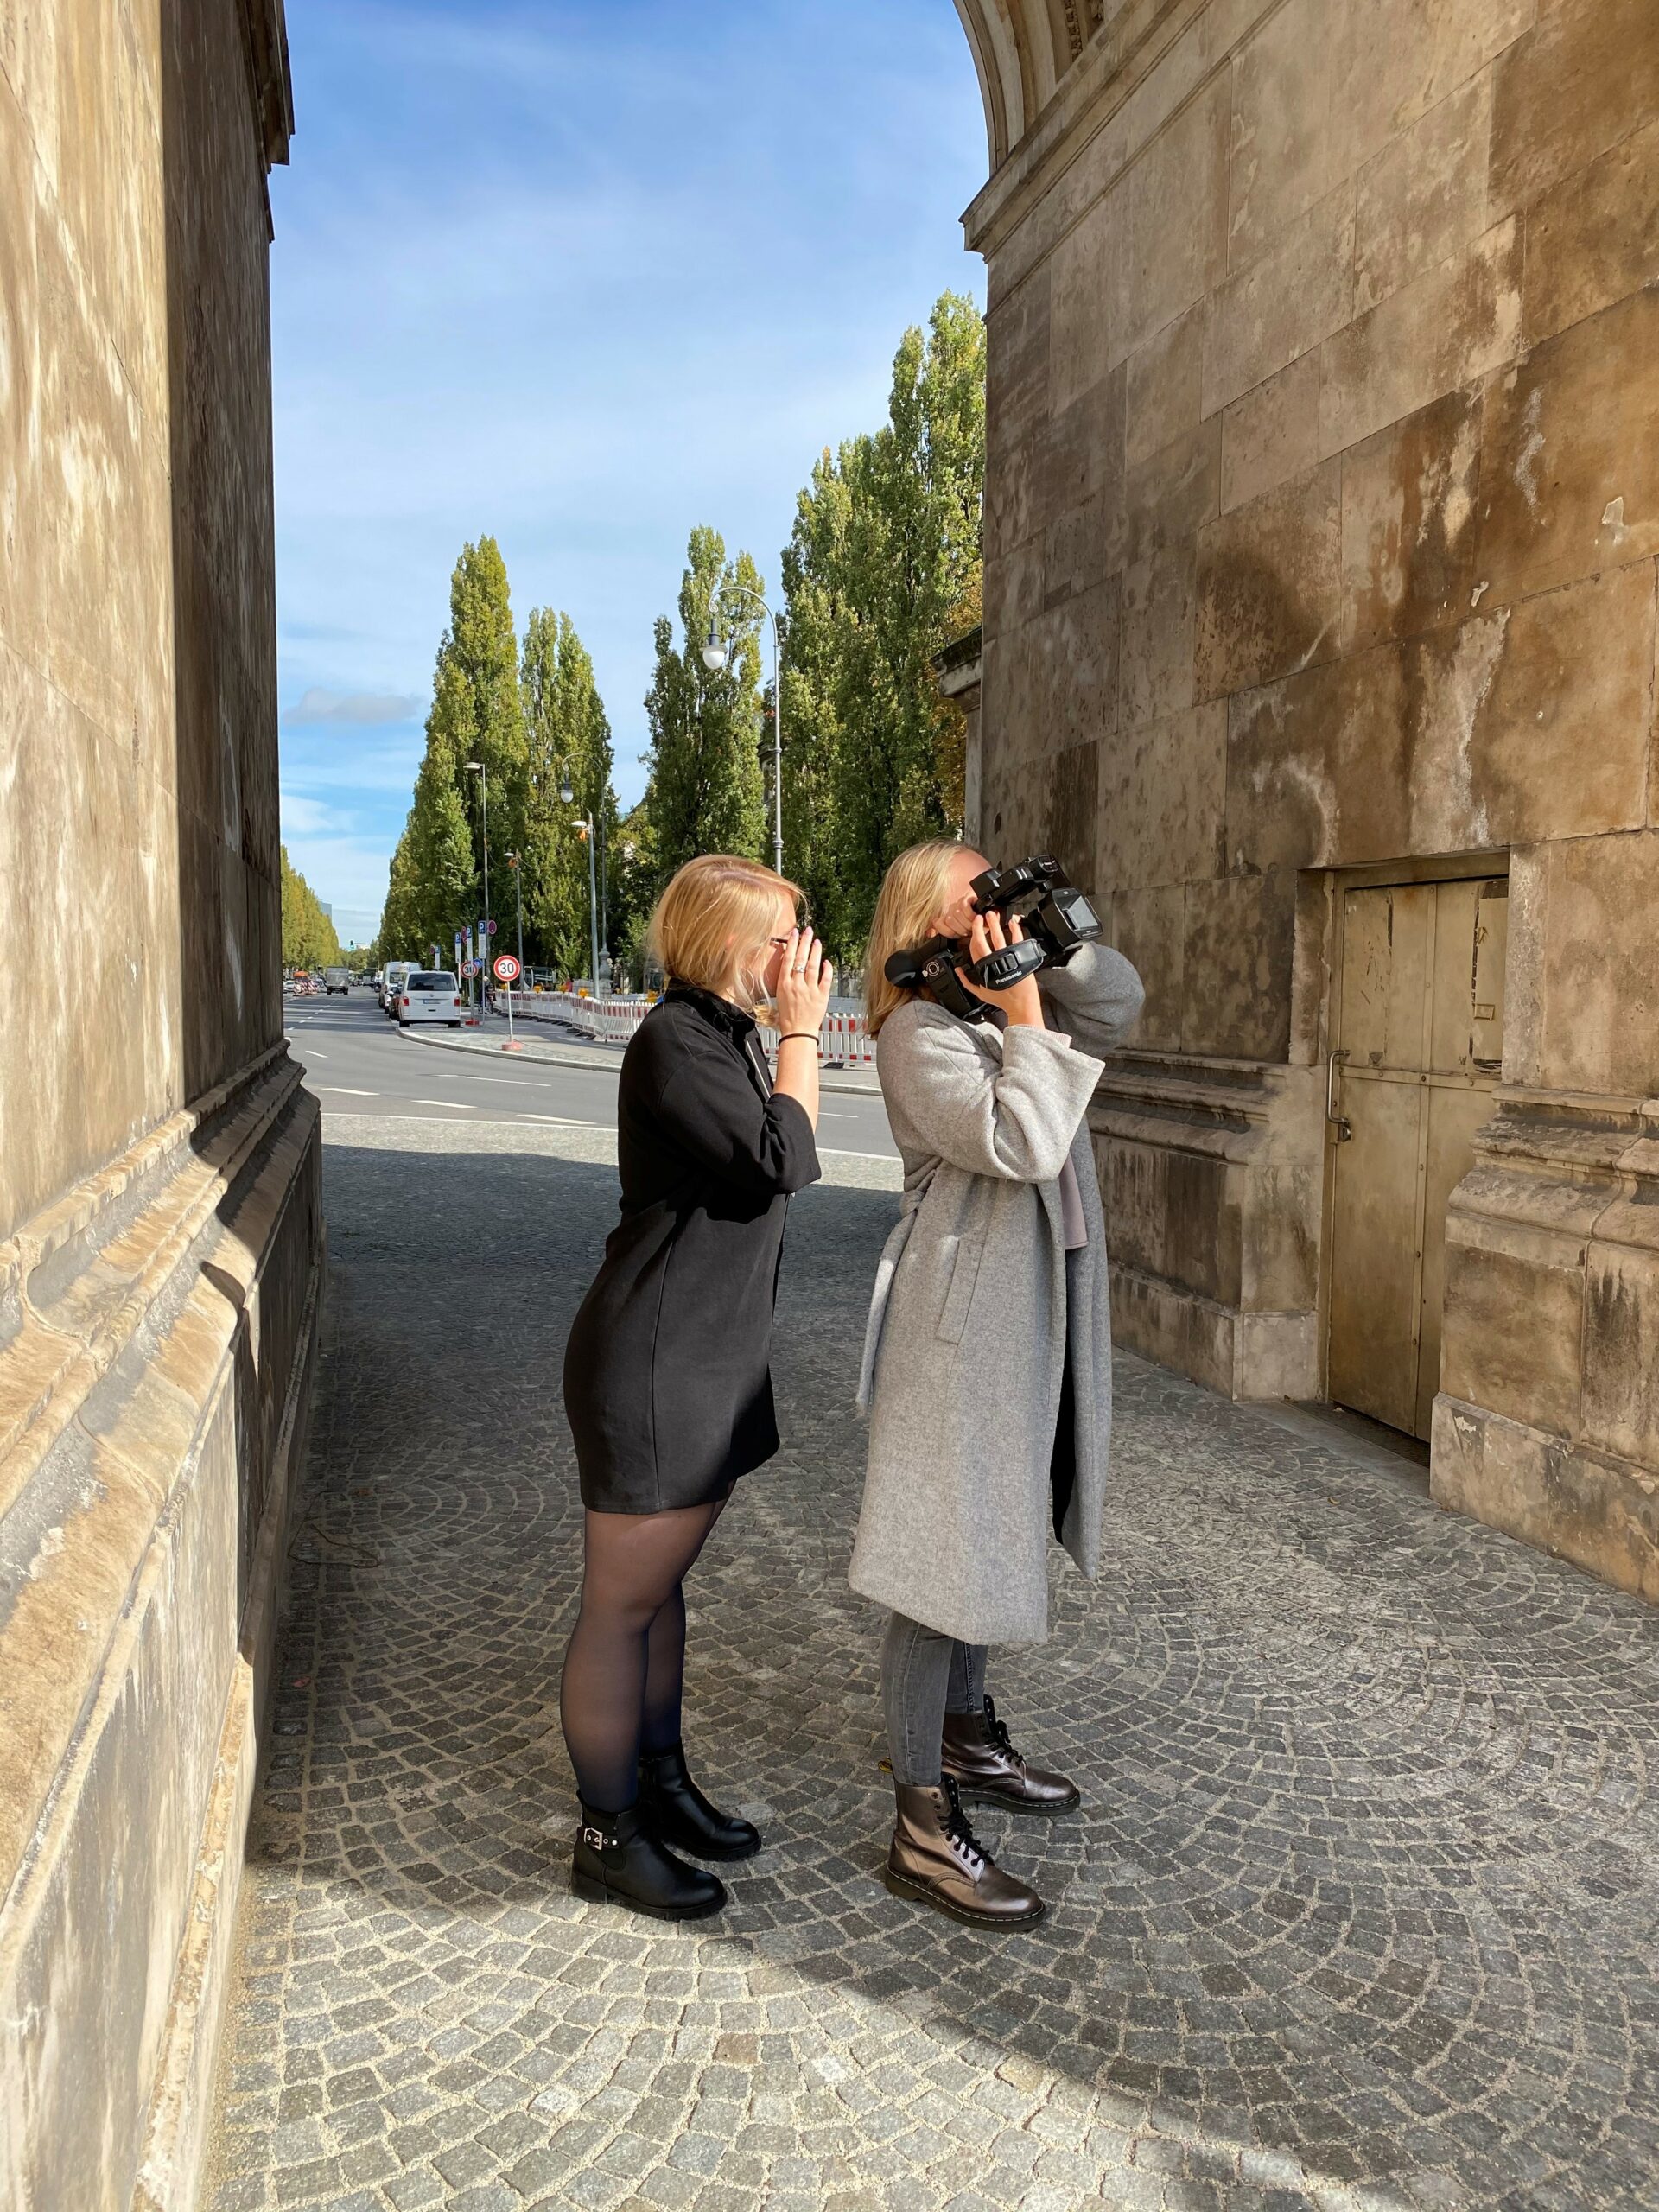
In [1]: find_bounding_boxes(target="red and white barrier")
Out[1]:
[506,990,877,1067]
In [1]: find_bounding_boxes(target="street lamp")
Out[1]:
[702,584,785,876]
[560,774,603,997]
[464,760,491,1014]
[505,849,525,978]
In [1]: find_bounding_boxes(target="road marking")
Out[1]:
[306,1051,329,1060]
[520,1113,588,1125]
[411,1098,476,1109]
[316,1086,378,1097]
[461,1076,548,1087]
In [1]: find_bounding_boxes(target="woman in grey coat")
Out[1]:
[852,839,1144,1926]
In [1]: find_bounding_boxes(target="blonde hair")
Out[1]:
[648,854,804,1007]
[864,838,973,1037]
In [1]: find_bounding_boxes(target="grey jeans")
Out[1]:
[880,1611,988,1787]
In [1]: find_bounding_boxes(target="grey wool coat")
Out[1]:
[849,943,1146,1645]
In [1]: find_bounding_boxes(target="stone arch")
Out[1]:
[951,0,1103,167]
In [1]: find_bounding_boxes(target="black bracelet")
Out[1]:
[778,1032,820,1046]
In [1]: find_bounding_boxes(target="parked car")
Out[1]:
[396,971,464,1027]
[381,961,414,1014]
[323,967,350,995]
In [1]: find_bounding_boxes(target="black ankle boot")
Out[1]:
[638,1744,761,1862]
[570,1801,727,1920]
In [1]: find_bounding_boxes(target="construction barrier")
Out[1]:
[508,992,877,1067]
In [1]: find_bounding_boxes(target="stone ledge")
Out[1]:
[1432,1392,1659,1603]
[0,1056,323,2212]
[1111,1259,1319,1400]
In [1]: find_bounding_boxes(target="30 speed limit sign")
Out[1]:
[493,953,522,984]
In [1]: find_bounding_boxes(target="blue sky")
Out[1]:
[272,0,988,944]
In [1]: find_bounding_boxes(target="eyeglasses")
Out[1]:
[766,917,812,949]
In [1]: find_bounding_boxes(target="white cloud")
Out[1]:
[283,685,421,726]
[280,791,357,836]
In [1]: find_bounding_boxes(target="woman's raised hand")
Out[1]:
[957,910,1045,1027]
[773,927,835,1037]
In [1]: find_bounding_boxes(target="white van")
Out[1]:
[396,971,464,1028]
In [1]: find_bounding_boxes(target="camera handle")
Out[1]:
[968,938,1046,991]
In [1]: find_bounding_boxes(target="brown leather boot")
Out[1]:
[941,1696,1081,1815]
[884,1775,1046,1927]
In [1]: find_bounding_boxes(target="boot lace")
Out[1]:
[939,1775,989,1871]
[982,1696,1027,1771]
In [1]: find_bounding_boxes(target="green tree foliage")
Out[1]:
[640,528,768,887]
[379,537,525,962]
[779,291,985,964]
[280,846,342,969]
[521,607,615,976]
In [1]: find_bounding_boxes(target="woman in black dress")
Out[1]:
[561,855,835,1919]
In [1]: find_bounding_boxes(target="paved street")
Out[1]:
[283,995,900,1163]
[206,1112,1659,2212]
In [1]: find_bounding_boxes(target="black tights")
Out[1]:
[559,1496,728,1814]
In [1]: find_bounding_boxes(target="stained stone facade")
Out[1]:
[0,5,319,2209]
[955,0,1659,1600]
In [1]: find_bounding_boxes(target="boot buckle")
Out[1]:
[578,1823,611,1852]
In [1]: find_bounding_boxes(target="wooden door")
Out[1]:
[1326,877,1507,1439]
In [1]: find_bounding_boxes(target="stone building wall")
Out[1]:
[0,3,322,2206]
[957,0,1659,1596]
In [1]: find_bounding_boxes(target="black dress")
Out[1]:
[563,985,822,1513]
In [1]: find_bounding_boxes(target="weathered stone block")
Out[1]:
[1489,0,1659,216]
[1110,885,1184,1052]
[1181,874,1296,1061]
[1219,350,1321,516]
[1440,1217,1586,1440]
[1433,1396,1659,1604]
[1204,182,1355,418]
[1125,302,1203,473]
[1583,1213,1659,1474]
[1229,0,1531,267]
[1195,457,1342,699]
[1510,829,1659,1100]
[1048,200,1114,416]
[1099,703,1227,893]
[1354,69,1493,315]
[1037,362,1125,537]
[1106,73,1230,369]
[1032,577,1120,753]
[1319,219,1522,458]
[1523,115,1659,347]
[1477,287,1659,604]
[1119,419,1219,729]
[1339,388,1482,652]
[1226,563,1653,873]
[984,268,1050,563]
[984,531,1044,644]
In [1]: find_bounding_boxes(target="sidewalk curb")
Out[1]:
[394,1017,885,1096]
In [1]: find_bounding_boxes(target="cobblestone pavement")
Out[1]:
[207,1115,1659,2212]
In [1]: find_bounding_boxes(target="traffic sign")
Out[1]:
[486,919,498,935]
[461,959,480,978]
[493,953,522,983]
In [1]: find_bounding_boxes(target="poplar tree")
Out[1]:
[280,845,342,969]
[388,536,526,960]
[521,607,614,976]
[641,527,767,886]
[780,291,986,963]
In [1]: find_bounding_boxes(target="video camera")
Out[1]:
[883,855,1103,1020]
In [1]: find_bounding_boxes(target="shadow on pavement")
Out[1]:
[212,1132,1659,2212]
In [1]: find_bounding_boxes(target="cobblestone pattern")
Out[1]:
[207,1115,1659,2212]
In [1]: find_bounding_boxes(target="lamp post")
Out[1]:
[464,760,491,1016]
[560,775,602,997]
[505,849,525,977]
[702,584,784,876]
